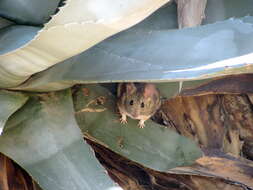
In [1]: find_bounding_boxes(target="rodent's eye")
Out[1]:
[141,102,145,108]
[129,100,134,105]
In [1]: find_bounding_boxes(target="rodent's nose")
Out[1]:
[132,113,137,118]
[131,111,139,118]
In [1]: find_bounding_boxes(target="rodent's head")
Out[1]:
[123,83,160,119]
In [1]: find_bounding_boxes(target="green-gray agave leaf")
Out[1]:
[203,0,253,24]
[0,90,28,135]
[0,17,14,29]
[0,0,61,25]
[0,0,170,88]
[0,90,117,190]
[16,16,253,92]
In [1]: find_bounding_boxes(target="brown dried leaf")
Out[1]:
[0,153,41,190]
[180,74,253,96]
[159,94,253,156]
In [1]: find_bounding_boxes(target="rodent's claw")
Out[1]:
[119,114,127,125]
[138,120,145,128]
[120,118,127,124]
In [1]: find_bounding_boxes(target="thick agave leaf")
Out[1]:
[0,90,117,190]
[204,0,253,24]
[0,0,170,88]
[0,26,41,55]
[0,0,61,25]
[16,15,253,92]
[0,90,28,135]
[73,84,202,171]
[0,25,42,87]
[0,17,14,29]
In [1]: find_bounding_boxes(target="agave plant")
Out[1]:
[0,0,253,190]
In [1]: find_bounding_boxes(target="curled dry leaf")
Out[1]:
[0,153,41,190]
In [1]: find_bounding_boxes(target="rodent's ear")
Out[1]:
[126,83,136,94]
[143,84,157,98]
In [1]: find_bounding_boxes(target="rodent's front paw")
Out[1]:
[138,120,145,128]
[119,114,127,125]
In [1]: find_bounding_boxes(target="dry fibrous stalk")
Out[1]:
[87,139,247,190]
